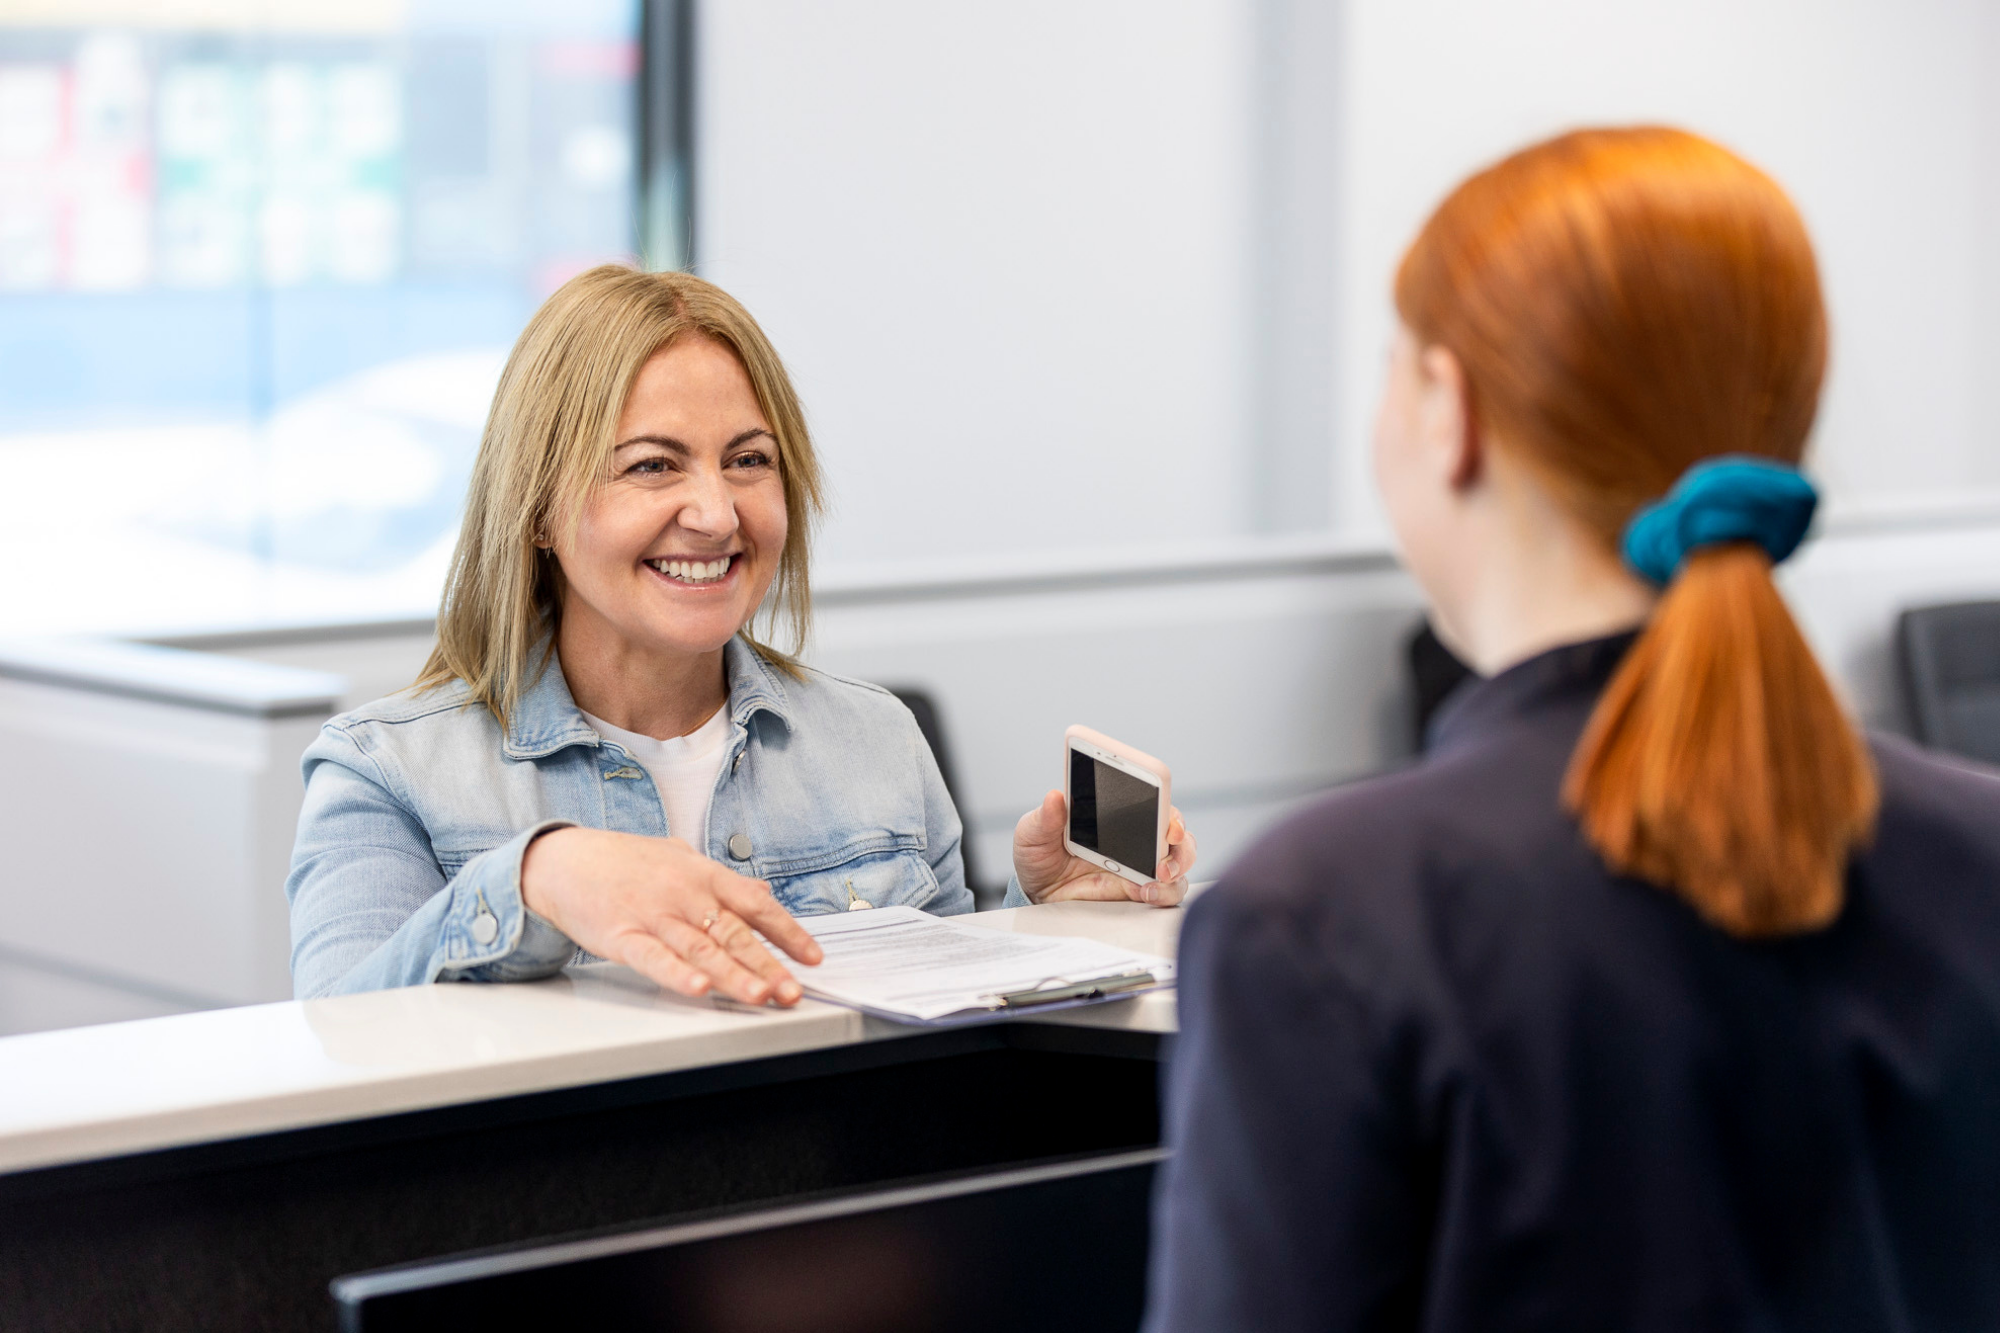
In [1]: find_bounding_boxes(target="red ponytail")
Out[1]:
[1396,128,1877,937]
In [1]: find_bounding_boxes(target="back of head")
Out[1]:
[1396,127,1877,937]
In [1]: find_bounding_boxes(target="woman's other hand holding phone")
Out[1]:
[1012,791,1197,907]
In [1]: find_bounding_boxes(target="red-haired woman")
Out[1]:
[1147,128,2000,1330]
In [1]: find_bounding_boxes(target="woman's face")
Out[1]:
[554,335,789,664]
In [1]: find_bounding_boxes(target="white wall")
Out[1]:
[694,0,1262,563]
[0,679,323,1007]
[1336,0,2000,534]
[1784,511,2000,731]
[697,0,2000,557]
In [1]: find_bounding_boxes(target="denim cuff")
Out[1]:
[1000,874,1032,909]
[437,819,579,982]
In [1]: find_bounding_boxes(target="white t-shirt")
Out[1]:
[579,703,732,852]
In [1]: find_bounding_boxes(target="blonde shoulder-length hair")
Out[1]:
[416,265,824,724]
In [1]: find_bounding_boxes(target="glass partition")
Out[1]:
[0,0,640,635]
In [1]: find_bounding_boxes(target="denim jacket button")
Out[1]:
[727,833,753,861]
[471,911,499,946]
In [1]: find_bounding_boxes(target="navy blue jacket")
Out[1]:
[1148,634,2000,1331]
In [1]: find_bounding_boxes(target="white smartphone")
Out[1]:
[1062,725,1172,887]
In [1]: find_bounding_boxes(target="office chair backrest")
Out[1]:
[1897,600,2000,765]
[887,687,988,899]
[333,1148,1164,1333]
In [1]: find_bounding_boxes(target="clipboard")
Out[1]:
[801,968,1172,1028]
[786,907,1176,1027]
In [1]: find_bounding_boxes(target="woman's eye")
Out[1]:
[729,451,774,470]
[625,457,671,476]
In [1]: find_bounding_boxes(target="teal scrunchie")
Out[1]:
[1621,455,1818,585]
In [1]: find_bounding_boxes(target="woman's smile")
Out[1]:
[644,553,741,589]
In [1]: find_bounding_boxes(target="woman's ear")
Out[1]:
[1417,344,1484,491]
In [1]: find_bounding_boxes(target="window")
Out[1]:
[0,0,641,635]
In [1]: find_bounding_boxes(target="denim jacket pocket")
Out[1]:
[767,839,939,917]
[434,847,510,888]
[433,831,521,881]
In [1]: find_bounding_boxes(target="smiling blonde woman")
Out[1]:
[286,267,1196,1003]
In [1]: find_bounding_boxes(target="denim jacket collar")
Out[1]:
[501,634,793,761]
[723,636,794,730]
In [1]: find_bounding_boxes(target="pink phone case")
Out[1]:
[1061,724,1172,886]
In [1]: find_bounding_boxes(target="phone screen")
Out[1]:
[1068,747,1161,875]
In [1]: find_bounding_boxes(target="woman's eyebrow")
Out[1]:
[613,434,690,453]
[612,428,773,452]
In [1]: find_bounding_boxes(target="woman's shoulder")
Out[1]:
[1874,729,2000,797]
[310,678,501,775]
[1226,733,1571,912]
[325,676,487,734]
[770,658,926,740]
[1189,759,1479,967]
[1868,732,2000,868]
[1182,763,1464,1018]
[1187,730,1598,1012]
[303,677,521,813]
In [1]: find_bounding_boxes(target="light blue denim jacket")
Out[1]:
[288,637,1022,999]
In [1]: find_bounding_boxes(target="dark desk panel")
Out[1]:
[0,1022,1163,1333]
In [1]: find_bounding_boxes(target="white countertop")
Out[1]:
[0,901,1183,1177]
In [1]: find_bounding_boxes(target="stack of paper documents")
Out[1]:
[788,906,1175,1024]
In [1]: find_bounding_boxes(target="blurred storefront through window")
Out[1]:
[0,0,639,635]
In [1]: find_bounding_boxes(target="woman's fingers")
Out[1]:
[618,932,715,999]
[656,916,782,1006]
[1012,790,1076,903]
[1016,790,1064,847]
[1036,789,1066,838]
[1158,807,1198,882]
[711,871,823,966]
[523,831,823,996]
[619,905,803,1009]
[706,908,805,1005]
[1041,869,1140,903]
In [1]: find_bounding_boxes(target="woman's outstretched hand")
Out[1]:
[1011,791,1197,907]
[520,828,823,1006]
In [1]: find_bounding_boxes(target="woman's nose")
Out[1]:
[675,466,739,538]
